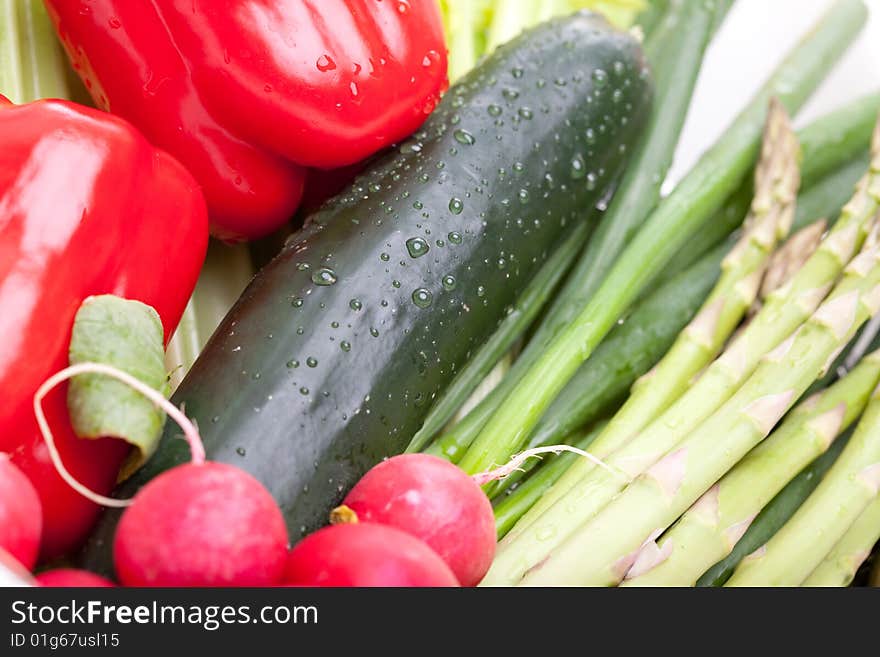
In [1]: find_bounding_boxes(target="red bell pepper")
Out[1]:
[45,0,448,241]
[0,96,208,560]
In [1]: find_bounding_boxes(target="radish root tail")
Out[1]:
[472,445,627,486]
[33,362,205,508]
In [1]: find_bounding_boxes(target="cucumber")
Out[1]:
[79,12,651,567]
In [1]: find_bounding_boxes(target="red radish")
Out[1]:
[284,523,459,587]
[333,453,495,586]
[0,454,42,570]
[114,461,288,586]
[35,362,289,588]
[36,568,115,587]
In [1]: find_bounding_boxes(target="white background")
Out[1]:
[667,0,880,189]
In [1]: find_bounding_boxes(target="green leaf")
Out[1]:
[67,295,170,480]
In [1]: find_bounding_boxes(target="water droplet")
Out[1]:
[236,447,247,457]
[287,359,299,369]
[311,267,338,286]
[380,252,391,262]
[613,61,626,76]
[306,357,318,368]
[406,236,430,258]
[586,172,598,190]
[392,280,401,288]
[513,162,525,174]
[412,288,433,308]
[585,127,596,144]
[487,104,502,117]
[413,200,424,210]
[511,66,524,79]
[518,189,530,204]
[396,0,410,13]
[299,387,310,396]
[349,299,363,311]
[448,198,464,215]
[570,155,586,179]
[370,327,380,337]
[453,129,475,146]
[316,54,336,72]
[291,297,304,307]
[612,89,623,103]
[518,107,533,120]
[340,341,352,352]
[448,231,463,244]
[442,275,457,291]
[592,69,608,87]
[108,17,121,29]
[330,321,339,329]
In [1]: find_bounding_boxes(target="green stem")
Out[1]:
[459,0,869,476]
[623,349,880,587]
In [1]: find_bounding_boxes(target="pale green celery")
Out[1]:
[164,241,255,383]
[486,0,645,53]
[439,0,494,82]
[0,0,69,102]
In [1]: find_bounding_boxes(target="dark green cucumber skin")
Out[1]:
[79,13,651,568]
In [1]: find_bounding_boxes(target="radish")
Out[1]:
[0,454,42,570]
[332,447,614,586]
[333,453,495,586]
[284,523,459,587]
[35,363,289,587]
[36,569,115,587]
[114,461,288,586]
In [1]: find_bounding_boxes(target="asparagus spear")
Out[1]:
[726,363,880,586]
[802,495,880,586]
[410,0,727,454]
[520,235,880,586]
[485,116,880,585]
[622,349,880,587]
[493,422,608,538]
[458,0,868,477]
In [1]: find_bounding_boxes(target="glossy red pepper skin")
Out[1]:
[0,97,208,559]
[45,0,448,241]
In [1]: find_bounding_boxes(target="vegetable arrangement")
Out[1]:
[2,0,880,590]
